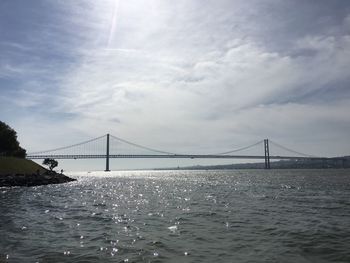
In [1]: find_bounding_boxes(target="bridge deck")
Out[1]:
[26,154,331,160]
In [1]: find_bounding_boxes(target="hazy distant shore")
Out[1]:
[155,157,350,170]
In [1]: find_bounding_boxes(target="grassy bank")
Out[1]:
[0,157,47,175]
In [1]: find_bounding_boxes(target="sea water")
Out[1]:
[1,169,350,262]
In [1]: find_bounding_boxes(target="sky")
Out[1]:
[1,0,350,170]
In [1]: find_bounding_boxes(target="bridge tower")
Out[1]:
[105,133,110,172]
[264,139,271,169]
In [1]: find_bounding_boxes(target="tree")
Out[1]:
[0,121,26,158]
[43,158,58,172]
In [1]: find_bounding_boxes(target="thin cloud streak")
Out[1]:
[107,0,121,48]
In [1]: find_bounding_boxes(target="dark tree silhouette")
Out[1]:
[43,158,58,171]
[0,121,26,158]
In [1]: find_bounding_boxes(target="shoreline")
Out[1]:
[0,171,76,187]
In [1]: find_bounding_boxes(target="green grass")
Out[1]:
[0,157,47,174]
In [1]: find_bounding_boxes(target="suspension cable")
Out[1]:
[110,135,179,155]
[269,140,316,157]
[214,140,264,155]
[28,135,106,155]
[29,134,317,158]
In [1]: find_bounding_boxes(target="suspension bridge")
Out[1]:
[26,134,345,170]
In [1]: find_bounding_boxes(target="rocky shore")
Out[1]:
[0,171,76,187]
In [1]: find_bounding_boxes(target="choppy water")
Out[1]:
[1,169,350,263]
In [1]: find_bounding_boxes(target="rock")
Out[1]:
[0,171,76,187]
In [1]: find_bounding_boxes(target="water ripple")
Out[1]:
[1,170,350,262]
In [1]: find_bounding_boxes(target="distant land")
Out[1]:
[0,157,76,187]
[155,156,350,170]
[0,157,46,175]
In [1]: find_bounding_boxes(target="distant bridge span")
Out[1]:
[26,134,342,171]
[27,154,329,160]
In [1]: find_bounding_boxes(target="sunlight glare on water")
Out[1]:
[1,169,350,262]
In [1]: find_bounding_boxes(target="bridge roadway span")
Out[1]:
[27,154,328,160]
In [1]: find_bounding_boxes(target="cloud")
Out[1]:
[47,1,349,153]
[1,0,350,169]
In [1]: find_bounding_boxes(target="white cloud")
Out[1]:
[2,0,350,169]
[46,1,349,157]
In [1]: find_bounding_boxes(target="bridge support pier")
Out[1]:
[264,139,270,169]
[105,133,110,172]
